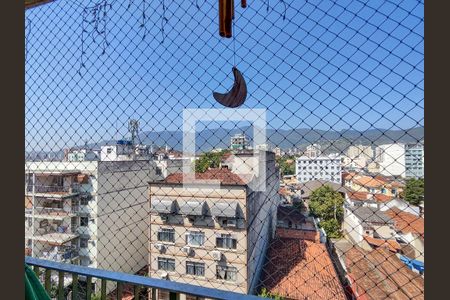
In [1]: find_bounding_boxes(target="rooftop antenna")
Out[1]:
[128,119,140,146]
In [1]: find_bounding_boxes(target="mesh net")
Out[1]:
[25,0,424,299]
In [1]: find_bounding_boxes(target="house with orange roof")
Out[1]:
[344,173,404,197]
[384,208,424,262]
[344,247,424,300]
[260,238,347,300]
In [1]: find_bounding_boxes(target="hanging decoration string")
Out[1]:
[161,0,168,44]
[140,0,148,40]
[25,17,32,62]
[79,0,111,74]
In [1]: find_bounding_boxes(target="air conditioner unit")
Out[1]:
[159,271,169,279]
[154,243,166,252]
[181,246,193,256]
[211,250,222,261]
[161,215,169,222]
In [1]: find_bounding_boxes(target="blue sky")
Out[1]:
[25,0,424,151]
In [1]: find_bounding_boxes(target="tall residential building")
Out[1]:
[405,142,424,178]
[346,145,373,160]
[295,154,342,184]
[375,144,406,177]
[148,151,279,297]
[230,133,249,150]
[25,160,163,292]
[342,145,374,170]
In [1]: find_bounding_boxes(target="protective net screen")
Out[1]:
[25,0,424,299]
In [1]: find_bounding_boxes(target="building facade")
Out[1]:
[295,154,342,184]
[230,133,249,150]
[148,152,279,297]
[25,160,163,292]
[405,143,424,178]
[375,144,406,177]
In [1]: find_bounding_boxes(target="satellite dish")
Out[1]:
[213,67,247,108]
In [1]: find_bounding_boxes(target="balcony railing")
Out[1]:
[39,248,79,263]
[25,257,263,300]
[26,183,80,194]
[31,207,78,217]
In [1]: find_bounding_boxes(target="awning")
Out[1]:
[210,201,239,218]
[179,201,207,216]
[151,199,176,214]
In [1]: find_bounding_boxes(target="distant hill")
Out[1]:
[137,126,424,153]
[25,126,423,160]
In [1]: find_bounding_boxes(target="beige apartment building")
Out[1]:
[148,151,280,299]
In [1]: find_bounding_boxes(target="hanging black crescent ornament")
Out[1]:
[213,67,247,108]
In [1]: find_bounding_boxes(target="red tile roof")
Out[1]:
[347,191,394,203]
[363,236,401,253]
[353,176,386,188]
[345,247,424,300]
[343,171,357,181]
[261,238,346,300]
[384,208,424,238]
[163,168,252,185]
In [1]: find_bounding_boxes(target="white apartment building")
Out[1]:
[405,143,424,178]
[100,140,134,161]
[295,154,342,184]
[25,160,163,292]
[375,144,406,177]
[148,151,279,298]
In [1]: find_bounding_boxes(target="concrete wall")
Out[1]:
[246,151,279,294]
[96,161,158,276]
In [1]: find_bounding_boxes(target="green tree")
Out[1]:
[402,178,424,206]
[259,288,285,300]
[309,185,344,237]
[319,219,342,238]
[276,156,296,176]
[195,150,229,173]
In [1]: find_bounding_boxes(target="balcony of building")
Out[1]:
[25,183,80,198]
[38,245,80,264]
[25,222,79,245]
[25,257,262,300]
[26,206,79,220]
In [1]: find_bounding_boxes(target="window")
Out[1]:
[80,238,89,248]
[216,265,237,282]
[157,257,175,271]
[216,234,237,249]
[80,216,89,227]
[28,217,32,227]
[106,147,113,154]
[157,228,175,243]
[186,231,205,246]
[156,167,162,176]
[80,196,91,205]
[186,261,205,276]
